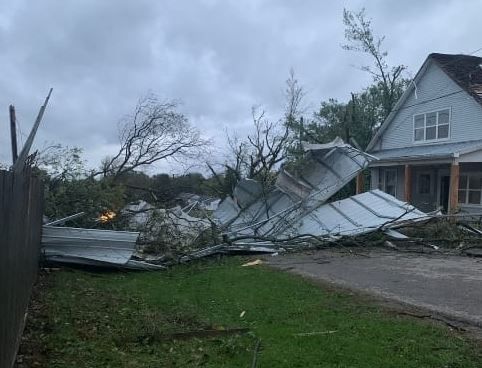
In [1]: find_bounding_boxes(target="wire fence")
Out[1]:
[0,168,43,368]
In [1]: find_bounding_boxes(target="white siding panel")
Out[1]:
[379,62,482,150]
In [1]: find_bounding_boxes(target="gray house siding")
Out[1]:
[375,61,482,151]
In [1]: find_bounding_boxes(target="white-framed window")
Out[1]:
[378,168,397,197]
[413,109,450,142]
[458,174,482,206]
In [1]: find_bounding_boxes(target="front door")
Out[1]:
[413,170,436,212]
[439,175,450,212]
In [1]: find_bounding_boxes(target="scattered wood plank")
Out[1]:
[293,330,338,337]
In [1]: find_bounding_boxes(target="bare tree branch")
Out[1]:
[93,94,209,180]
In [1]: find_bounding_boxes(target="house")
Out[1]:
[367,53,482,213]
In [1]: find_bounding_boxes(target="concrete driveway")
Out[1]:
[268,248,482,329]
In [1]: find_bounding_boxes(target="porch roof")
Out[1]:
[369,139,482,164]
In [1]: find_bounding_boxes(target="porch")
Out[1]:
[367,140,482,213]
[369,162,482,213]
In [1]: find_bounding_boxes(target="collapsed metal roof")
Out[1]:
[41,226,149,268]
[41,204,211,269]
[215,137,427,241]
[295,189,426,238]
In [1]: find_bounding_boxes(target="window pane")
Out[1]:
[469,176,482,190]
[414,115,424,129]
[426,112,436,126]
[459,175,468,189]
[386,170,396,183]
[468,190,481,205]
[386,185,396,196]
[414,128,424,141]
[418,174,431,194]
[458,190,467,204]
[426,126,436,140]
[438,110,450,125]
[438,124,449,139]
[385,170,396,196]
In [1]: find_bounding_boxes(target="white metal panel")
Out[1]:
[296,190,426,237]
[41,226,139,265]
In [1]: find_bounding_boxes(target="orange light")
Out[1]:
[99,211,116,223]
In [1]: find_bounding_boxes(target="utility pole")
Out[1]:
[9,105,18,165]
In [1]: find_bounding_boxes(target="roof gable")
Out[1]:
[430,53,482,104]
[367,53,482,151]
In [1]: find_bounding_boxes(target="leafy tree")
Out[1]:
[303,8,410,151]
[283,69,306,159]
[308,81,408,150]
[115,170,155,203]
[285,9,412,198]
[342,8,409,120]
[34,145,86,181]
[36,145,125,227]
[44,177,125,228]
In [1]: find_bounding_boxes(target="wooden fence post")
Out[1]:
[9,105,18,164]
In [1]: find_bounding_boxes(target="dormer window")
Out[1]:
[413,109,450,142]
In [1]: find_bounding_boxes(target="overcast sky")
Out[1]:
[1,0,481,173]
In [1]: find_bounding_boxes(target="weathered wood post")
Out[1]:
[449,162,459,215]
[9,105,18,164]
[356,171,365,194]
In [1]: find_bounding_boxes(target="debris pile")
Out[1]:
[214,137,427,245]
[44,137,473,270]
[122,200,211,253]
[41,225,165,270]
[41,202,213,269]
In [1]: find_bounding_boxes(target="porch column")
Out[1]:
[404,165,412,203]
[356,171,365,194]
[449,162,460,214]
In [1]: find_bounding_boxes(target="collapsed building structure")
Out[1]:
[214,138,427,245]
[41,138,431,268]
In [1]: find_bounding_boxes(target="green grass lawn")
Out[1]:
[22,257,481,367]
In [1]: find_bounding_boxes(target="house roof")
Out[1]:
[370,139,482,163]
[430,53,482,105]
[367,53,482,151]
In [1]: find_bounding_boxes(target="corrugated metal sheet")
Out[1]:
[233,178,263,207]
[370,139,482,162]
[214,137,429,242]
[296,190,426,237]
[41,226,139,266]
[215,138,381,238]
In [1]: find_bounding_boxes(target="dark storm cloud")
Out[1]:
[1,0,481,170]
